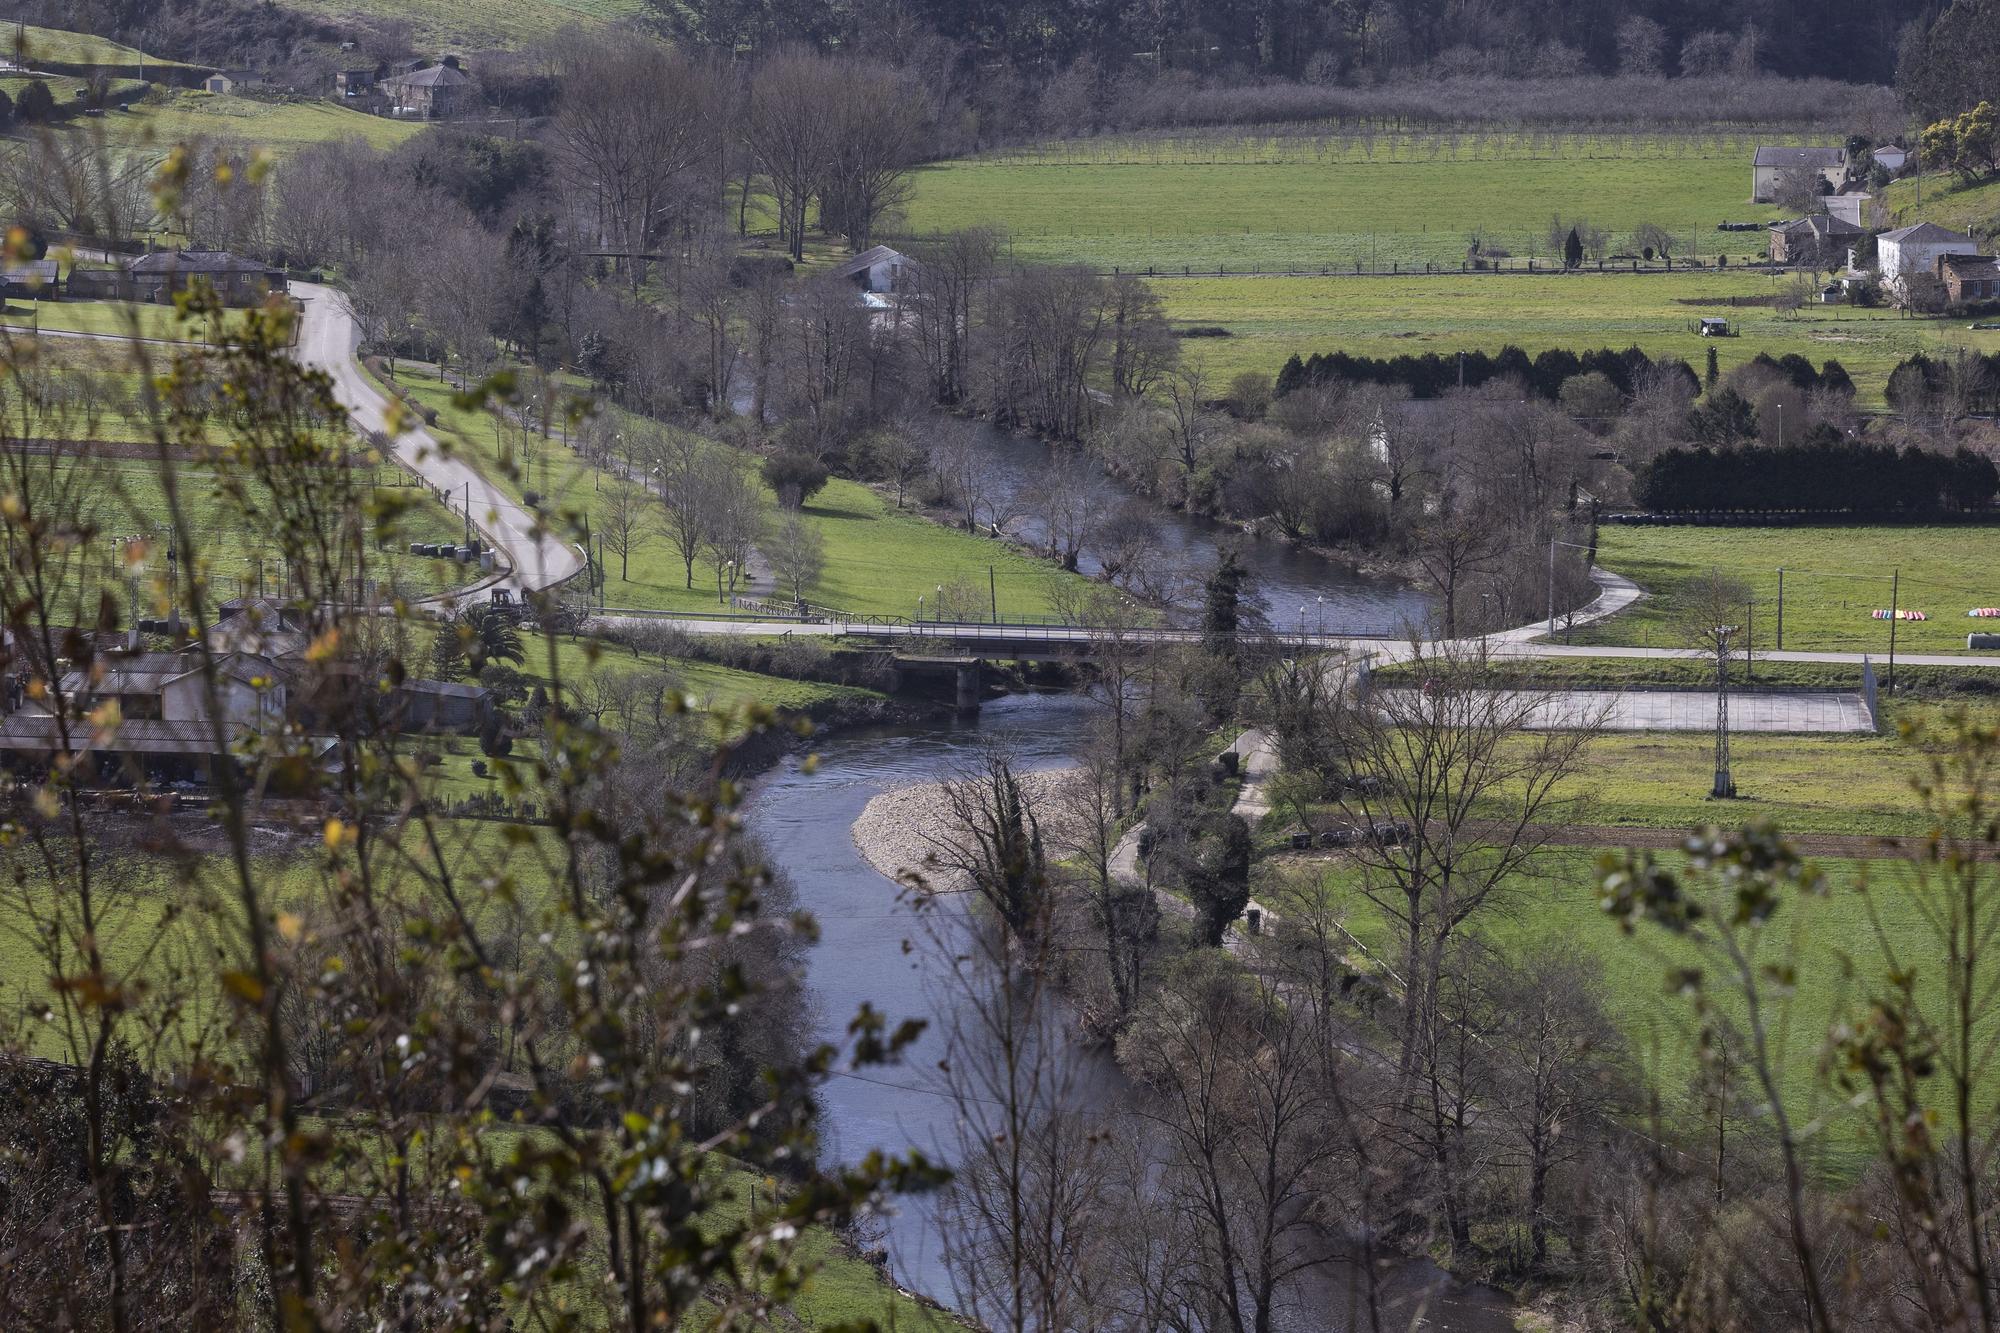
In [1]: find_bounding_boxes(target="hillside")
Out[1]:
[268,0,641,50]
[1884,169,2000,242]
[9,21,195,70]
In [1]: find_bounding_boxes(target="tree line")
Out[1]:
[1637,440,2000,513]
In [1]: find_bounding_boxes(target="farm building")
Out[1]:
[1751,146,1846,202]
[1768,213,1863,266]
[0,650,296,783]
[0,260,60,299]
[334,64,385,97]
[395,680,495,734]
[116,250,288,306]
[1878,222,1981,295]
[201,70,265,95]
[832,245,917,295]
[1939,252,2000,304]
[383,60,471,119]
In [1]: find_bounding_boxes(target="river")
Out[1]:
[745,690,1516,1332]
[964,422,1436,635]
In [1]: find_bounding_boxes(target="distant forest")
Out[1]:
[18,0,1933,87]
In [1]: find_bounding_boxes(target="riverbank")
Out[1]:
[850,768,1085,891]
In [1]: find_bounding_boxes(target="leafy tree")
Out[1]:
[761,449,829,509]
[1184,812,1251,946]
[1921,100,2000,181]
[455,602,526,672]
[14,79,54,124]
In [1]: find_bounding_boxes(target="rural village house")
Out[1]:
[1939,252,2000,304]
[66,250,289,306]
[1767,213,1863,266]
[1751,145,1846,202]
[382,59,471,119]
[1878,221,1981,295]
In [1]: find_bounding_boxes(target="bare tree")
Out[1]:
[815,59,929,249]
[641,427,722,590]
[744,50,842,263]
[765,511,825,607]
[598,478,651,581]
[908,228,998,406]
[1317,639,1606,1080]
[701,463,762,605]
[552,35,726,289]
[1412,493,1505,639]
[1487,946,1630,1269]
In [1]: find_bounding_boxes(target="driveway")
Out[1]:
[291,281,585,599]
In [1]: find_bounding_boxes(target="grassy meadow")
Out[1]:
[267,0,641,49]
[95,89,423,153]
[900,130,1791,272]
[1149,270,1989,401]
[391,372,1099,620]
[1578,524,2000,655]
[9,23,195,69]
[1307,845,1942,1175]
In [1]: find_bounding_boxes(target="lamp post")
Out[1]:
[1315,594,1325,639]
[917,594,925,622]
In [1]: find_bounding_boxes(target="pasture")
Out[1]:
[392,373,1100,621]
[1577,524,2000,655]
[94,90,423,152]
[1150,270,1987,401]
[1309,843,1941,1174]
[268,0,641,49]
[900,130,1793,272]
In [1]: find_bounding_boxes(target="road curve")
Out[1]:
[291,281,585,601]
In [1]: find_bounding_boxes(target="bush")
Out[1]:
[761,450,829,509]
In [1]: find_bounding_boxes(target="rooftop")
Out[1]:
[1753,145,1845,168]
[1880,221,1978,245]
[128,250,275,275]
[385,64,470,89]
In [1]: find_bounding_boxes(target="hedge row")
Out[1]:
[1637,442,1999,514]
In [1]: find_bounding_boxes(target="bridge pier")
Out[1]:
[954,660,983,714]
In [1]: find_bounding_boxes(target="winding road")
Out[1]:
[292,281,586,601]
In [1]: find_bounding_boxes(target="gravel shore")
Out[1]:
[851,768,1082,893]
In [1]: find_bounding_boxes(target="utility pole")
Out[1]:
[1547,535,1556,637]
[988,564,997,623]
[1776,568,1784,650]
[1888,568,1900,692]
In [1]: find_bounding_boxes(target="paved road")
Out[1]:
[292,282,585,600]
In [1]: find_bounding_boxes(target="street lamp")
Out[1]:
[1297,604,1307,645]
[917,594,925,622]
[1315,595,1325,639]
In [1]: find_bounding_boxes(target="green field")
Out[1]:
[51,457,466,605]
[1885,170,2000,241]
[268,0,641,49]
[900,131,1790,273]
[1579,524,2000,655]
[92,90,423,152]
[393,373,1100,620]
[1146,270,1986,400]
[9,23,194,69]
[1311,846,1932,1174]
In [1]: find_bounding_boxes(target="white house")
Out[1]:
[1751,146,1846,202]
[1874,145,1909,174]
[831,245,916,295]
[1877,221,1981,295]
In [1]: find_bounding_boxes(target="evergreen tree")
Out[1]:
[15,79,54,124]
[1705,345,1720,390]
[1563,227,1584,270]
[1201,542,1245,656]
